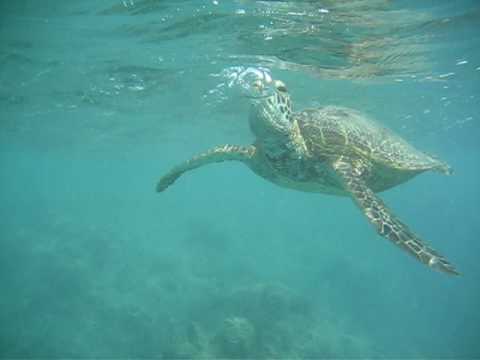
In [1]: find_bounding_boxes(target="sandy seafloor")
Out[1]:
[1,0,479,358]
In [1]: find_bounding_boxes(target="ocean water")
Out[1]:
[1,0,479,358]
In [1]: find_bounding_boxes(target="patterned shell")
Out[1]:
[296,106,449,173]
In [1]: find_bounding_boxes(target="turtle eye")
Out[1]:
[274,80,287,93]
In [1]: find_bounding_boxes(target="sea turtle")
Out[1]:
[156,71,458,275]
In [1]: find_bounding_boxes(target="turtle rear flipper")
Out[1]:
[333,158,459,276]
[157,145,256,192]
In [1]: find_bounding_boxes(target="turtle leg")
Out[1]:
[332,158,459,276]
[156,145,256,192]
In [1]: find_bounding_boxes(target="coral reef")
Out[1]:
[163,281,375,359]
[213,316,256,358]
[3,221,375,358]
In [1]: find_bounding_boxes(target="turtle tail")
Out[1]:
[425,153,452,175]
[433,161,453,176]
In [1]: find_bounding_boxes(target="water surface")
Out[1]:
[1,0,479,358]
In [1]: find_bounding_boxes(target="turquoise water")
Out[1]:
[1,0,479,358]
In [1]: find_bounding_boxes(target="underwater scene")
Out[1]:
[1,0,479,358]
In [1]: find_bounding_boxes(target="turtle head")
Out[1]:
[246,72,294,140]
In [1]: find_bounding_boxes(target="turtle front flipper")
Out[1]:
[333,158,459,276]
[156,145,256,192]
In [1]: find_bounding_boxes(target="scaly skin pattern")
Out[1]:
[156,76,458,275]
[332,158,459,275]
[156,145,256,192]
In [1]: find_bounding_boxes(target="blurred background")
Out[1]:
[1,0,479,357]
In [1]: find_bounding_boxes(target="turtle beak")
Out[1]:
[239,69,273,99]
[248,77,274,99]
[246,81,267,99]
[252,79,264,91]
